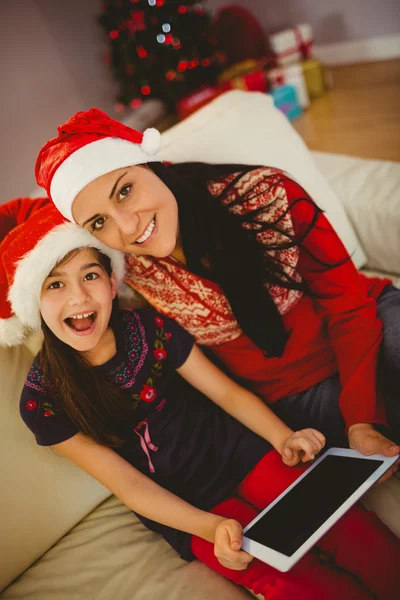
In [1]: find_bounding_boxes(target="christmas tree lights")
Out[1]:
[99,0,219,111]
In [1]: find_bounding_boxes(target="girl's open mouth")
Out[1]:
[65,311,97,334]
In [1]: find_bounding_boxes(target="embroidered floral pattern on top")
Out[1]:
[25,363,48,393]
[133,315,170,404]
[24,398,57,417]
[105,310,148,390]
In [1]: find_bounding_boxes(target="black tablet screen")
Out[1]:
[245,455,382,556]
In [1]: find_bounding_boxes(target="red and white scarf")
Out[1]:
[124,168,302,346]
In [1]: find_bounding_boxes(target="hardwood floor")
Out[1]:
[292,59,400,162]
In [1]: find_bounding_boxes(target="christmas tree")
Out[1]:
[99,0,219,111]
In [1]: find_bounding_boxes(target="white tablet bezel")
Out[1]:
[242,447,397,572]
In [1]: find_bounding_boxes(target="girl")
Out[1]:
[1,205,400,599]
[3,107,400,461]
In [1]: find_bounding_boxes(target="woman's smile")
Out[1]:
[134,215,157,246]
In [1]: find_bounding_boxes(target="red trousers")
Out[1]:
[191,451,400,599]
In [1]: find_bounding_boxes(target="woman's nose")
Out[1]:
[112,208,140,237]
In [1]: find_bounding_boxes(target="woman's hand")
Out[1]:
[214,519,254,570]
[348,423,399,483]
[281,429,326,466]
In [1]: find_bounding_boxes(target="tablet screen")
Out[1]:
[245,455,382,557]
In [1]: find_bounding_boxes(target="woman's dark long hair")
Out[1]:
[148,162,343,357]
[39,249,135,447]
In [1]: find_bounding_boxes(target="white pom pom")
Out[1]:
[141,128,161,156]
[0,315,27,347]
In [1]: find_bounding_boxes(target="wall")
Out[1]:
[208,0,400,44]
[0,0,117,201]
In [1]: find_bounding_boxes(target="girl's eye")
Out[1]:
[118,184,132,202]
[84,272,99,281]
[48,281,64,290]
[91,216,106,231]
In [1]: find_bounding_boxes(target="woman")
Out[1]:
[5,107,400,464]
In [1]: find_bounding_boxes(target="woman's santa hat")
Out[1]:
[35,108,161,222]
[0,204,126,347]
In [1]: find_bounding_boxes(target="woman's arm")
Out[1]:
[221,168,397,456]
[177,344,325,462]
[52,433,224,542]
[282,176,397,456]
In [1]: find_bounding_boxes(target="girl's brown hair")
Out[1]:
[39,248,136,447]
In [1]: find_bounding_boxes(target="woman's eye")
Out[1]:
[118,184,131,202]
[84,272,99,281]
[91,217,106,231]
[48,281,64,290]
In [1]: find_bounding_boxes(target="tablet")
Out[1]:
[242,447,398,572]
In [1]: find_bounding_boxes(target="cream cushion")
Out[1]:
[1,495,255,600]
[0,337,110,591]
[313,151,400,276]
[159,90,367,269]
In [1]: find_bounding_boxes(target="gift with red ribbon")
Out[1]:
[267,64,309,108]
[219,70,268,94]
[269,24,313,67]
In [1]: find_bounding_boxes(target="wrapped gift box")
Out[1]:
[302,58,325,98]
[219,70,267,93]
[218,58,264,83]
[267,63,309,108]
[269,84,302,121]
[269,24,313,67]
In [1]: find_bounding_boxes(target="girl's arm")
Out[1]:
[54,432,257,570]
[52,433,224,543]
[177,344,325,462]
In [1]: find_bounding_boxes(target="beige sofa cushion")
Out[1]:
[0,338,111,591]
[1,495,257,600]
[312,151,400,277]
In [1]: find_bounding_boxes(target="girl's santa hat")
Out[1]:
[35,108,161,222]
[0,204,126,347]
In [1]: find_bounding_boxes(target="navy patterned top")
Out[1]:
[20,308,270,560]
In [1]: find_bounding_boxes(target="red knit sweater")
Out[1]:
[209,176,390,429]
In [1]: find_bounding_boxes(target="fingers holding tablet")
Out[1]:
[214,519,254,570]
[348,423,400,458]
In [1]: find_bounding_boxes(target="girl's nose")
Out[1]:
[68,283,90,306]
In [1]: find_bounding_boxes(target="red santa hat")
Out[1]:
[35,108,161,222]
[0,204,126,347]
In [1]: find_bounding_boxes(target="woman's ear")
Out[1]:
[110,273,118,299]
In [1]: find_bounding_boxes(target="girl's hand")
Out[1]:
[214,519,254,570]
[281,429,326,466]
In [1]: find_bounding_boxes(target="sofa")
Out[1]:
[2,90,400,599]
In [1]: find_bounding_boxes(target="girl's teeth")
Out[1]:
[70,312,94,320]
[136,217,155,244]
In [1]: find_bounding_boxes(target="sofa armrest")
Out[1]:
[312,152,400,277]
